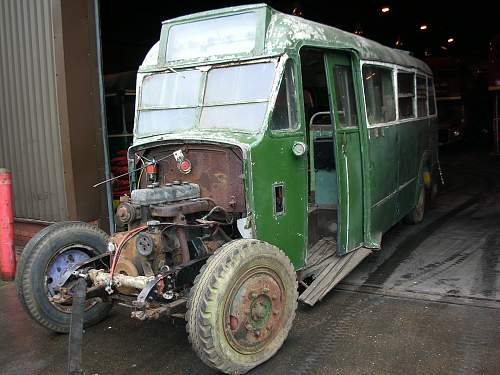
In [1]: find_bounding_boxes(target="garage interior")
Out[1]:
[0,0,499,374]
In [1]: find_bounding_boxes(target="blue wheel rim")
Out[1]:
[46,249,90,296]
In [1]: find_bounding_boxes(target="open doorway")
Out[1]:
[300,48,339,249]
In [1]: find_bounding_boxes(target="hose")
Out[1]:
[109,225,147,284]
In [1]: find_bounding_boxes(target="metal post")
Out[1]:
[93,0,115,233]
[0,168,16,280]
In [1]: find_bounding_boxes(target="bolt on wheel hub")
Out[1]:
[224,268,285,354]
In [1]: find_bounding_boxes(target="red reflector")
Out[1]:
[179,159,192,173]
[146,163,157,174]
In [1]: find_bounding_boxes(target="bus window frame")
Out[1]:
[427,77,437,116]
[134,57,282,139]
[396,69,417,121]
[416,74,429,118]
[360,60,437,129]
[269,57,301,134]
[361,62,397,126]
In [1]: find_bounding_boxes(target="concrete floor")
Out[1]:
[1,146,499,375]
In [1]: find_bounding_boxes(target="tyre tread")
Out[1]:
[19,222,111,333]
[186,239,297,374]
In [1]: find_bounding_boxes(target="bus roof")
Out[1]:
[158,4,431,75]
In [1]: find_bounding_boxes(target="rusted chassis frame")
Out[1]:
[57,245,208,321]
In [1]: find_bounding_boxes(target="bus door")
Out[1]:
[324,52,364,255]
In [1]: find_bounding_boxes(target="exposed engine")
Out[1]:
[84,143,246,318]
[112,181,218,284]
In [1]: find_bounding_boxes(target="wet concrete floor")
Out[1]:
[1,146,499,374]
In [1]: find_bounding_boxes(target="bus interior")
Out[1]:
[301,48,339,249]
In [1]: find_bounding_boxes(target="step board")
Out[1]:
[299,240,371,306]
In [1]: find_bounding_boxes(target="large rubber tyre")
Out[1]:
[17,222,112,333]
[404,183,426,224]
[15,221,79,315]
[429,167,440,202]
[186,239,298,375]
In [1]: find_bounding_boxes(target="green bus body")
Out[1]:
[131,4,438,269]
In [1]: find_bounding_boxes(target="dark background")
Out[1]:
[100,1,499,146]
[100,0,497,74]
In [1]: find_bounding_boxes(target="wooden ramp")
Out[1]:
[299,238,371,306]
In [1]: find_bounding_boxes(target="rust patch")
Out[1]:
[143,144,245,212]
[149,199,212,217]
[223,268,285,354]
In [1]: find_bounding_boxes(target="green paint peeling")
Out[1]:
[131,4,438,270]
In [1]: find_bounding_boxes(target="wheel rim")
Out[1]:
[223,267,286,355]
[45,244,96,312]
[416,186,425,220]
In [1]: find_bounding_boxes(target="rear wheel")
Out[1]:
[430,168,440,201]
[186,239,298,374]
[17,222,112,333]
[404,183,426,224]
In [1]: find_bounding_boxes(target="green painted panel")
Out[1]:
[250,56,308,269]
[325,52,364,254]
[396,119,427,217]
[368,125,398,235]
[130,4,441,262]
[251,133,308,268]
[335,131,365,253]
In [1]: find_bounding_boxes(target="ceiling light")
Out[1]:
[447,37,454,43]
[381,7,390,13]
[420,24,428,31]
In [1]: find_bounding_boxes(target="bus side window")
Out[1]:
[362,65,396,124]
[416,75,428,117]
[271,60,298,131]
[332,65,358,127]
[397,72,415,119]
[427,78,436,115]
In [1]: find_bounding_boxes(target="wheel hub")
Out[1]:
[44,245,100,313]
[224,269,285,354]
[250,295,271,324]
[46,249,90,295]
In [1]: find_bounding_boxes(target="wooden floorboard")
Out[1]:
[300,239,371,306]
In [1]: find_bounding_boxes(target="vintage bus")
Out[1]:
[16,4,439,374]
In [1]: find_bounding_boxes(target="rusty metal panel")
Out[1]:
[0,0,67,221]
[144,144,245,212]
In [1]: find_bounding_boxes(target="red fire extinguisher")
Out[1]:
[0,168,15,281]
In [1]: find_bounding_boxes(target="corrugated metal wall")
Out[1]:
[0,0,67,221]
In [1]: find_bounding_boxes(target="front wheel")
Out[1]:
[186,239,298,374]
[17,222,112,333]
